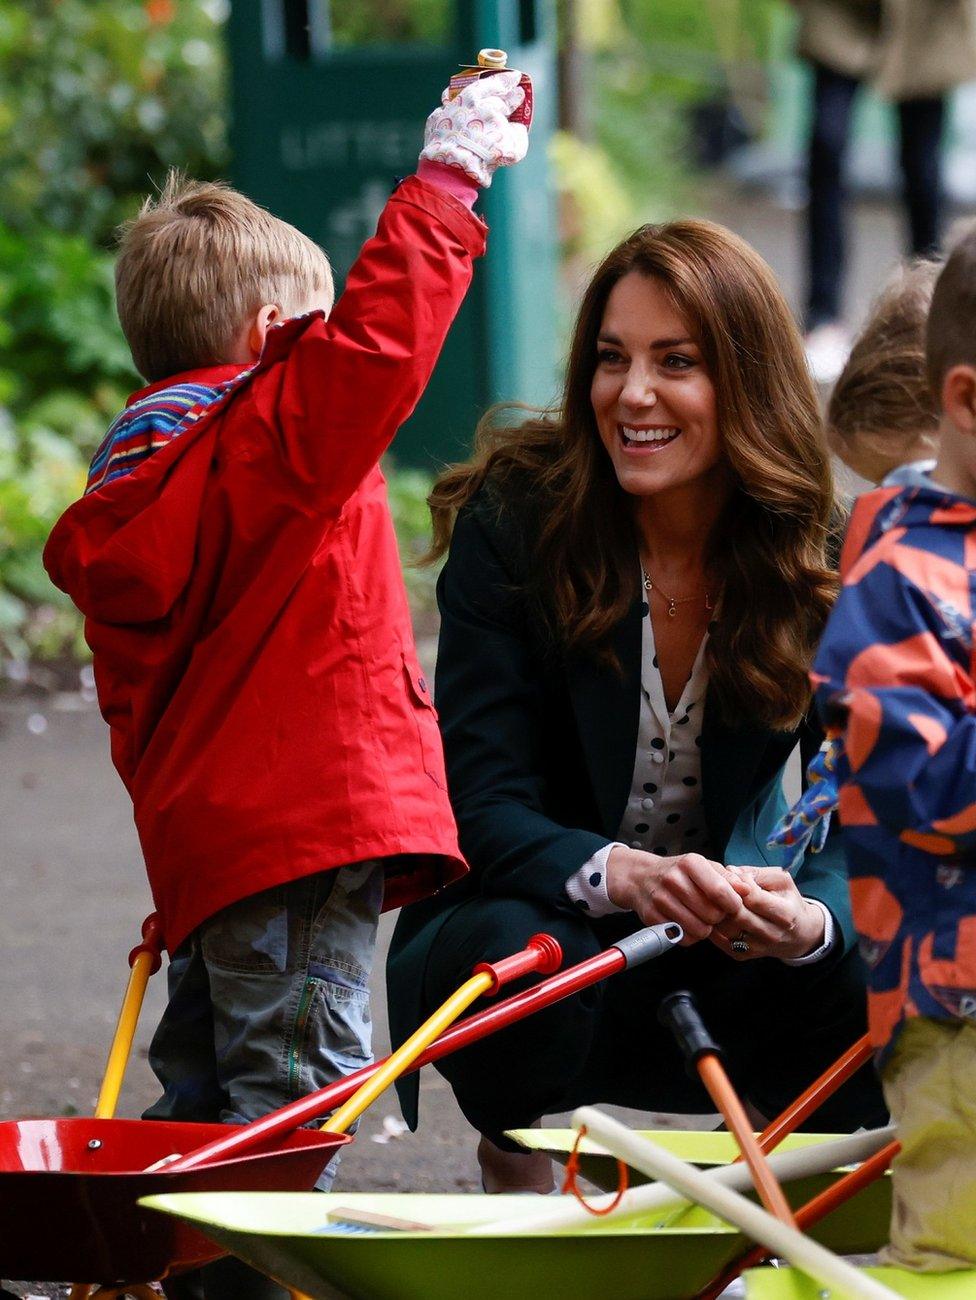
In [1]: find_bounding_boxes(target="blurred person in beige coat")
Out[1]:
[794,0,976,383]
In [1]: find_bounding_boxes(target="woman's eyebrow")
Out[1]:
[596,331,696,348]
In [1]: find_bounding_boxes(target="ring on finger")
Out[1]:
[730,931,750,954]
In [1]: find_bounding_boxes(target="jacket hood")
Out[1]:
[44,413,219,625]
[840,473,976,579]
[42,362,252,624]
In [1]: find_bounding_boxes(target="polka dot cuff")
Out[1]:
[564,842,628,917]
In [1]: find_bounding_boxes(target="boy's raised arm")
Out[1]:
[251,71,529,514]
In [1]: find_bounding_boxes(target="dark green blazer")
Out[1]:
[388,487,853,1126]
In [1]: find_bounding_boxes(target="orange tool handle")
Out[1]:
[659,990,797,1228]
[697,1054,797,1227]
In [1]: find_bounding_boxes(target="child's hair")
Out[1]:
[116,170,334,382]
[827,259,941,483]
[928,219,976,396]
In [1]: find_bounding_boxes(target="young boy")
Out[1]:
[44,72,528,1293]
[803,226,976,1271]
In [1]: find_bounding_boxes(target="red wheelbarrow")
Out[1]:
[0,915,350,1289]
[0,1116,350,1284]
[0,916,682,1291]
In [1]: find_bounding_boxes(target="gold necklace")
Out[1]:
[641,566,714,619]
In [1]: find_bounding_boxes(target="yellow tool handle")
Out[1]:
[94,947,157,1120]
[321,971,494,1134]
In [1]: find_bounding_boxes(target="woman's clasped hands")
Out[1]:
[606,847,825,961]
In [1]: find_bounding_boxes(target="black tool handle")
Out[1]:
[658,989,723,1077]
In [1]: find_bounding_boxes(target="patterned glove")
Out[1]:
[767,733,843,873]
[420,69,530,188]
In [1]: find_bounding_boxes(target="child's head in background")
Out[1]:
[827,260,941,485]
[927,222,976,501]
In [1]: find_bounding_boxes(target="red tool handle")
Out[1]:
[128,912,164,976]
[473,932,562,995]
[167,921,681,1172]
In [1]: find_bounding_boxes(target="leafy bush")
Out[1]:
[0,225,139,662]
[385,462,439,621]
[0,0,228,245]
[0,0,226,666]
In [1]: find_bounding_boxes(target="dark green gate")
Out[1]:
[227,0,558,466]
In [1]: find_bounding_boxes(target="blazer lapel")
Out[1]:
[701,692,770,858]
[566,596,643,838]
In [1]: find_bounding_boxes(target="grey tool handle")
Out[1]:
[612,922,683,968]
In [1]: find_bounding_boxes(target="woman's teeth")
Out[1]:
[620,425,681,447]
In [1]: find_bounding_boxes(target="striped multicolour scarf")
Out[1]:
[85,377,241,495]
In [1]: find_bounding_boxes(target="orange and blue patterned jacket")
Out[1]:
[810,470,976,1061]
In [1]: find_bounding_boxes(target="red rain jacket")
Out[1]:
[44,176,482,952]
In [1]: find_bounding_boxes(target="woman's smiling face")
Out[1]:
[590,271,727,503]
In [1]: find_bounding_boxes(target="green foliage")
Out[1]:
[329,0,452,47]
[384,461,439,618]
[0,0,228,246]
[0,0,226,666]
[554,0,782,258]
[0,224,140,662]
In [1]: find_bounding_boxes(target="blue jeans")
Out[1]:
[146,863,383,1300]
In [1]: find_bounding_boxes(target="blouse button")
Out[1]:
[651,752,664,764]
[630,839,643,849]
[641,797,654,810]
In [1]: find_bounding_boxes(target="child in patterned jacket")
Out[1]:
[778,232,976,1271]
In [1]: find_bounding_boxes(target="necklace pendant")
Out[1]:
[667,600,677,617]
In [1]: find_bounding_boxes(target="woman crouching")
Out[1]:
[388,219,886,1192]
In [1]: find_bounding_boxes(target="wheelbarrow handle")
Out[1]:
[658,989,724,1075]
[165,921,682,1173]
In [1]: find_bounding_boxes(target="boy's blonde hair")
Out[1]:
[116,170,334,382]
[827,260,941,484]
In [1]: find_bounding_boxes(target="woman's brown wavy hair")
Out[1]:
[429,219,838,731]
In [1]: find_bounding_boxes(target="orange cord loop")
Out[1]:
[561,1124,630,1215]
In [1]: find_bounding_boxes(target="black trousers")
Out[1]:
[421,896,886,1151]
[807,61,946,328]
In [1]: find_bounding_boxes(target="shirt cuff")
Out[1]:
[781,898,836,966]
[564,843,628,917]
[415,158,480,209]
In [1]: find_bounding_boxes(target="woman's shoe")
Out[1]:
[478,1132,555,1194]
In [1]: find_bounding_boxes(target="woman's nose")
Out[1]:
[620,368,657,410]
